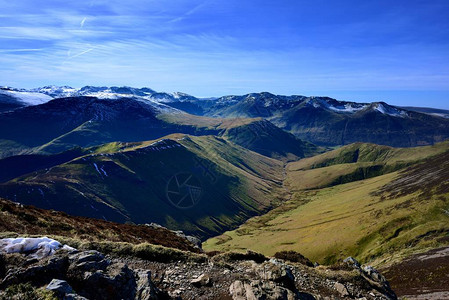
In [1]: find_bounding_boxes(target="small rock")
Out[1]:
[191,273,212,287]
[344,257,361,269]
[46,279,73,295]
[334,282,349,297]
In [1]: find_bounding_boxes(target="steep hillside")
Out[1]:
[285,141,449,189]
[204,143,449,266]
[222,120,322,161]
[0,135,284,239]
[0,198,199,252]
[0,96,227,158]
[160,113,322,161]
[274,101,449,147]
[0,96,165,157]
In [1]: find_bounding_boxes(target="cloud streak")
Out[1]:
[0,48,43,53]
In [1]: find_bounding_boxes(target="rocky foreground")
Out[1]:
[0,243,397,300]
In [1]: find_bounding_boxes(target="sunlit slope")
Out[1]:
[204,143,449,265]
[0,135,284,239]
[285,141,449,189]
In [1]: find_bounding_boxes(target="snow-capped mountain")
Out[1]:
[206,93,411,119]
[371,102,409,118]
[31,86,78,98]
[0,87,53,112]
[1,85,448,147]
[0,85,200,114]
[31,85,199,103]
[2,85,200,104]
[304,98,409,118]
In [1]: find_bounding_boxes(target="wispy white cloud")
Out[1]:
[169,0,212,23]
[0,48,43,53]
[66,47,95,60]
[80,17,87,28]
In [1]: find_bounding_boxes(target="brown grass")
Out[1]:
[0,198,200,253]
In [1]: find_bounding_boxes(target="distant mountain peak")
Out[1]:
[304,97,369,114]
[369,102,409,118]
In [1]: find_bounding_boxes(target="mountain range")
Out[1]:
[2,86,449,148]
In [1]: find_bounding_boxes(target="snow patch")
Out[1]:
[374,103,408,118]
[93,163,101,175]
[0,89,52,105]
[306,98,368,113]
[93,162,108,176]
[0,237,76,259]
[100,165,108,176]
[327,103,368,113]
[32,86,77,98]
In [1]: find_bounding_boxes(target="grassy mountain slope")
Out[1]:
[285,141,449,189]
[161,113,322,161]
[0,135,284,239]
[223,119,322,162]
[204,142,449,266]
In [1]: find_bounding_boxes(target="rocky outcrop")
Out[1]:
[343,257,396,300]
[0,248,397,300]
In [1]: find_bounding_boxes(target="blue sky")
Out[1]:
[1,0,449,108]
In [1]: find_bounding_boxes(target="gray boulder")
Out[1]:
[46,279,73,295]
